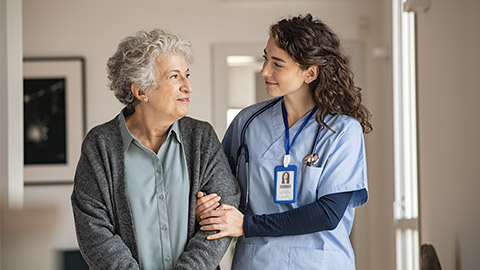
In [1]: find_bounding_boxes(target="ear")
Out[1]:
[131,84,148,102]
[304,65,319,84]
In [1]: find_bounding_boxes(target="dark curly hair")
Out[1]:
[270,14,372,133]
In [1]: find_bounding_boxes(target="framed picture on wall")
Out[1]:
[23,57,85,184]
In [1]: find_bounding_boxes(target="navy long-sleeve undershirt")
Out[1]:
[243,191,353,237]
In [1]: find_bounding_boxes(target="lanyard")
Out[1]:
[281,101,317,167]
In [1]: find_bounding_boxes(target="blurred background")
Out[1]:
[1,0,479,269]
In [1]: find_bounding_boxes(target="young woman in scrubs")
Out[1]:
[197,14,372,269]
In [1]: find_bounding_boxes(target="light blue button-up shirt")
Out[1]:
[118,110,190,270]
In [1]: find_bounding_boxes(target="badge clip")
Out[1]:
[283,154,291,168]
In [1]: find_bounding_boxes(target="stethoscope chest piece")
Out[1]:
[303,154,319,167]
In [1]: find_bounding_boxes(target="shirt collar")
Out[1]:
[169,119,183,144]
[117,107,183,153]
[118,108,135,153]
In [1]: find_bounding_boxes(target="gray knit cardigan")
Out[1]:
[71,115,240,270]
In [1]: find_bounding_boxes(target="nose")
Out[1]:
[180,76,193,93]
[260,61,270,78]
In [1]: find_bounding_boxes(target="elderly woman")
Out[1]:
[71,29,240,270]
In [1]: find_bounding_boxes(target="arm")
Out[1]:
[244,191,352,237]
[172,120,240,270]
[199,191,352,239]
[71,142,140,270]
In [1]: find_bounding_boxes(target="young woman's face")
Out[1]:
[260,37,309,98]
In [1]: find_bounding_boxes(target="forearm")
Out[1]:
[172,231,231,270]
[201,146,240,208]
[175,131,239,269]
[71,193,140,269]
[71,153,140,269]
[244,191,353,237]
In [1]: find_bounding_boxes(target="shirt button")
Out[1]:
[162,224,167,231]
[165,256,170,262]
[159,194,165,200]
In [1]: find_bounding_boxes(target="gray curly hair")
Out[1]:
[107,28,193,107]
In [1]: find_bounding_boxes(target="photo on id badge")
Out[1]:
[274,165,297,203]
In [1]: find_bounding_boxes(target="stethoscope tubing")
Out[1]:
[234,97,321,212]
[235,97,282,212]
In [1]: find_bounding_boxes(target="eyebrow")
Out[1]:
[263,49,286,63]
[168,68,190,73]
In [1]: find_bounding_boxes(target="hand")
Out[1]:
[195,191,221,223]
[199,204,244,240]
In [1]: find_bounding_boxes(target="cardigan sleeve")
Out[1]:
[173,119,240,270]
[71,134,140,270]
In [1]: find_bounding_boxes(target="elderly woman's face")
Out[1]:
[147,54,192,121]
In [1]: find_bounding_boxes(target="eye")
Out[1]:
[170,74,178,79]
[186,73,191,79]
[262,54,268,61]
[273,62,283,68]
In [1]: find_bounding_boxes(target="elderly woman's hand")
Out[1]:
[195,192,221,223]
[199,204,244,240]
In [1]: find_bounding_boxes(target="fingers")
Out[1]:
[200,206,235,220]
[196,193,220,207]
[199,205,245,240]
[206,231,228,240]
[196,193,221,212]
[199,213,244,240]
[200,223,230,240]
[199,209,223,220]
[195,192,222,223]
[196,191,206,199]
[217,204,234,210]
[199,217,222,226]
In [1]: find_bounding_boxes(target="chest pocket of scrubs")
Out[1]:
[299,166,324,201]
[288,246,347,269]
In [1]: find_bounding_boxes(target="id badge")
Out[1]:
[274,165,297,203]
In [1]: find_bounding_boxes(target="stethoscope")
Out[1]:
[235,97,322,212]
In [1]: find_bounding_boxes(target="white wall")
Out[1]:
[354,1,395,269]
[0,0,24,209]
[0,1,5,267]
[2,0,393,269]
[22,0,385,130]
[1,1,24,268]
[417,0,480,269]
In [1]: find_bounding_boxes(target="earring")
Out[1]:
[143,97,148,102]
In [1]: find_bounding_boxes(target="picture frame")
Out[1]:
[23,57,86,184]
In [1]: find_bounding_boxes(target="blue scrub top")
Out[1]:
[222,99,368,270]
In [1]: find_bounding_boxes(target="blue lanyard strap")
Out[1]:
[281,101,318,156]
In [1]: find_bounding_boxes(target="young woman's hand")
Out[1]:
[195,192,221,223]
[199,204,244,240]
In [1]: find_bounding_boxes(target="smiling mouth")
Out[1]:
[265,81,278,86]
[177,97,190,102]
